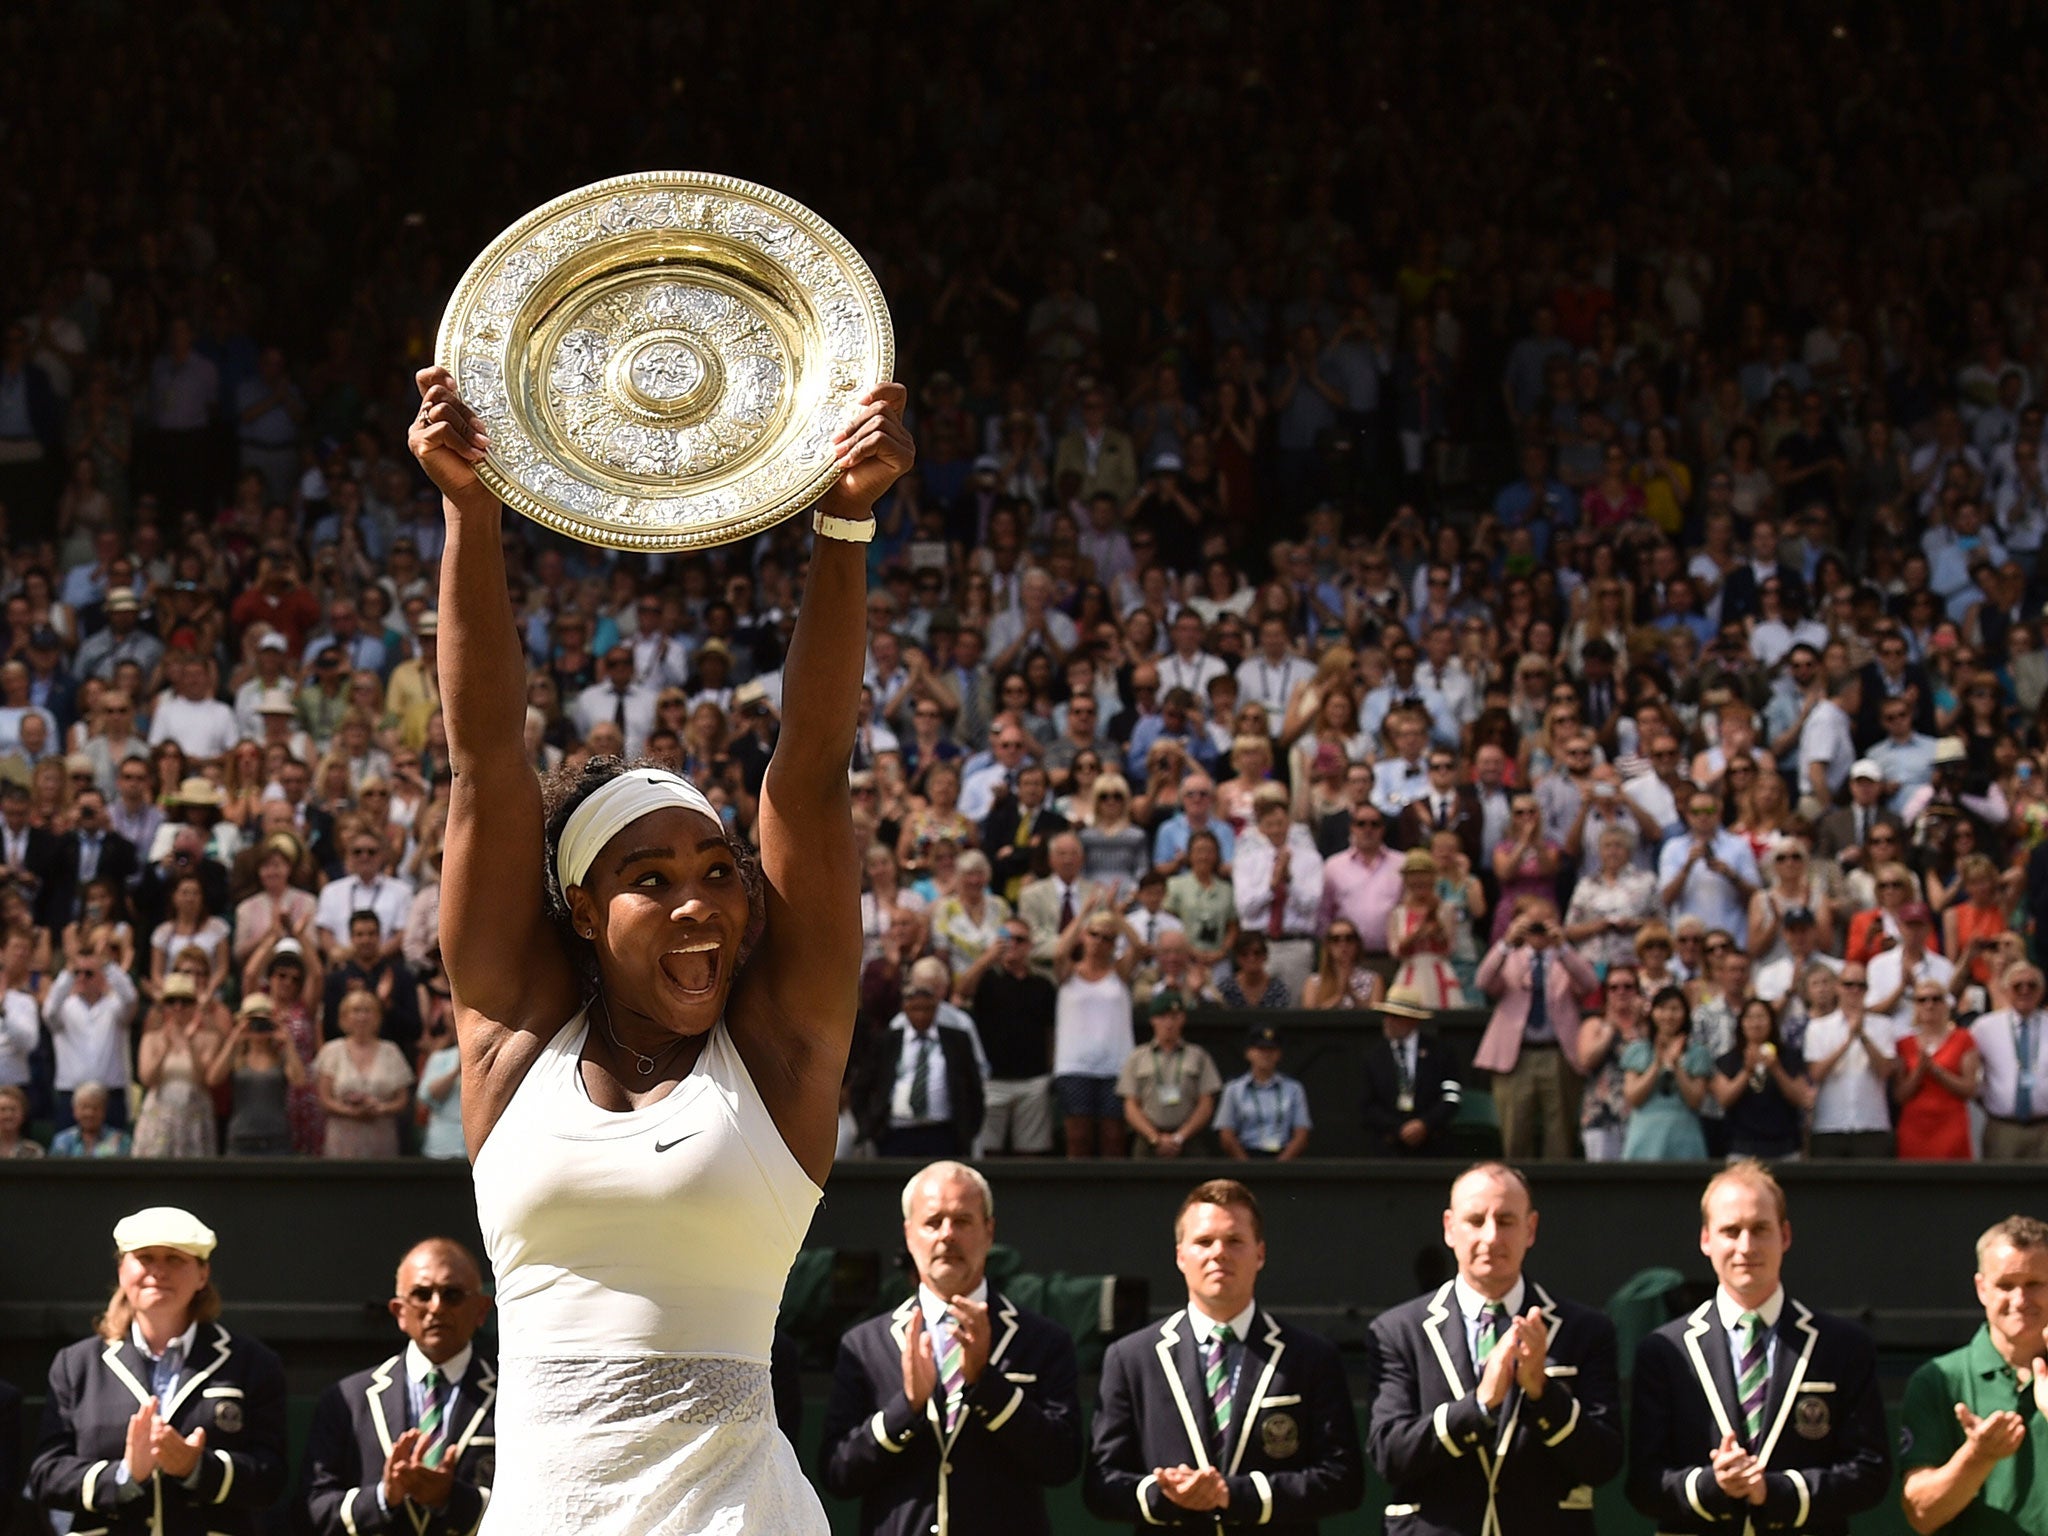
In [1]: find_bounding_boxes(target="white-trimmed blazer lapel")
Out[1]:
[1224,1308,1287,1477]
[1754,1302,1819,1468]
[1152,1310,1213,1470]
[99,1337,153,1409]
[1422,1281,1472,1400]
[163,1323,232,1422]
[1679,1301,1739,1444]
[448,1355,498,1461]
[365,1353,404,1457]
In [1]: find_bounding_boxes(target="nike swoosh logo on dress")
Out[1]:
[654,1132,702,1153]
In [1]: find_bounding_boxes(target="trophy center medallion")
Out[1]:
[616,332,718,419]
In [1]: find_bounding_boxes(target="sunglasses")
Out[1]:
[402,1284,473,1308]
[1352,817,1383,829]
[1705,941,1732,954]
[1839,979,1867,989]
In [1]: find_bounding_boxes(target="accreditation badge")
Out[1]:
[1794,1395,1831,1440]
[1157,1079,1185,1108]
[1396,1090,1415,1112]
[213,1399,244,1434]
[1261,1412,1301,1459]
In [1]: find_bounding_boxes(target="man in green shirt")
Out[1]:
[1899,1214,2048,1533]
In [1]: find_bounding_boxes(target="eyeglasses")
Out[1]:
[1328,933,1359,944]
[402,1284,473,1308]
[351,844,382,857]
[1096,791,1127,802]
[1352,817,1383,829]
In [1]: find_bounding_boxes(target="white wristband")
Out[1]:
[813,509,876,543]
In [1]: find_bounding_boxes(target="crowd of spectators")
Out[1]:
[2,3,2048,1164]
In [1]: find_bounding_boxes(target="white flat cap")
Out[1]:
[112,1206,218,1259]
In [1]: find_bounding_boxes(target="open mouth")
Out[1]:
[661,938,722,997]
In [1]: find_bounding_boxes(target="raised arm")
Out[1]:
[410,366,581,1148]
[732,386,914,1184]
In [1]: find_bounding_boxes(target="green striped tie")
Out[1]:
[1476,1303,1510,1364]
[1204,1325,1237,1443]
[1735,1313,1769,1445]
[418,1368,449,1467]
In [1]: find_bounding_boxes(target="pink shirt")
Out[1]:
[1318,846,1404,953]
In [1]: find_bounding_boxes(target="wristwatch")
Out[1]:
[812,508,876,543]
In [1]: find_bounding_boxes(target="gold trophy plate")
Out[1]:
[436,171,894,550]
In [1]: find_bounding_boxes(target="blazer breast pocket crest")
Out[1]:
[1260,1411,1300,1459]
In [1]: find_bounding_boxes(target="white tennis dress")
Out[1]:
[473,1006,828,1534]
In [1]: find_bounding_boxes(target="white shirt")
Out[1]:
[1454,1275,1526,1371]
[1864,946,1954,1031]
[958,761,1014,824]
[1802,1010,1895,1133]
[572,679,660,758]
[0,989,36,1088]
[1970,1009,2048,1120]
[1716,1285,1785,1378]
[1797,698,1857,798]
[887,1020,957,1126]
[148,693,242,760]
[917,1277,990,1337]
[315,873,417,946]
[1235,653,1315,721]
[42,963,139,1089]
[1231,825,1325,937]
[1159,649,1229,699]
[1754,950,1841,1005]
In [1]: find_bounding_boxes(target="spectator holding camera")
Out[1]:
[203,993,304,1155]
[1475,897,1597,1160]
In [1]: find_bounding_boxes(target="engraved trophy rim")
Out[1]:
[435,170,895,552]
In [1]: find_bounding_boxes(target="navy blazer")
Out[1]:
[1359,1033,1464,1157]
[1086,1305,1363,1533]
[853,1021,986,1150]
[1627,1297,1889,1535]
[299,1349,499,1536]
[30,1323,288,1536]
[1365,1279,1623,1536]
[820,1291,1082,1536]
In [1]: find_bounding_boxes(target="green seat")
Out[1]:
[1606,1265,1690,1380]
[1449,1083,1500,1156]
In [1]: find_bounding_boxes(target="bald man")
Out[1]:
[300,1239,498,1535]
[1365,1162,1622,1535]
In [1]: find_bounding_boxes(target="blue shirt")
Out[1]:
[1124,717,1216,778]
[1152,814,1236,870]
[1869,734,1939,815]
[1216,1072,1312,1153]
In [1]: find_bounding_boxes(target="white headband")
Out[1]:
[555,768,721,891]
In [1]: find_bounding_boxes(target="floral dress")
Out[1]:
[1390,906,1466,1008]
[133,1037,218,1158]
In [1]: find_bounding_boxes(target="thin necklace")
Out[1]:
[597,993,688,1078]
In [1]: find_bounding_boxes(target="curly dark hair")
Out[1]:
[539,755,766,991]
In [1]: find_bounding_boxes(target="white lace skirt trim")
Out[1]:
[481,1355,827,1535]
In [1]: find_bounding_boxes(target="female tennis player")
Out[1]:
[410,362,912,1533]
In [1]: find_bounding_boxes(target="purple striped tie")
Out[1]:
[933,1314,967,1434]
[1736,1312,1769,1444]
[1205,1325,1237,1444]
